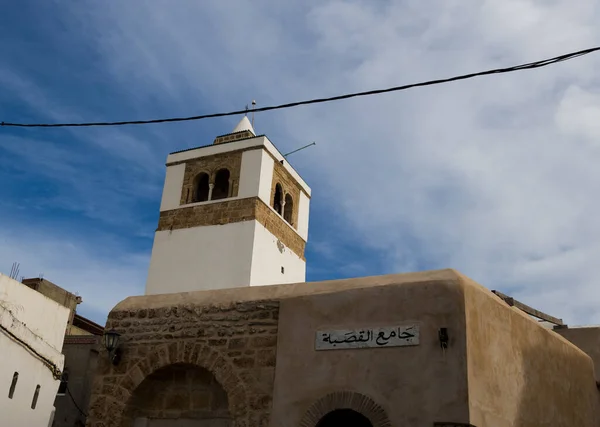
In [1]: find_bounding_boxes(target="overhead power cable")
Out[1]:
[1,46,599,129]
[66,384,88,419]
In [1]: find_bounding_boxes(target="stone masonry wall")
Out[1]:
[213,130,255,145]
[156,197,306,260]
[124,363,230,422]
[157,198,256,230]
[86,300,280,427]
[270,161,304,230]
[255,199,306,260]
[179,151,243,205]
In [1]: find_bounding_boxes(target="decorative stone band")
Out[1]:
[213,130,256,145]
[299,391,391,427]
[156,197,306,260]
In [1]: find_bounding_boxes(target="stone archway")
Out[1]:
[93,342,249,427]
[299,391,391,427]
[123,363,231,427]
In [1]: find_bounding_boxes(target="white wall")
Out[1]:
[0,274,69,427]
[249,222,306,286]
[145,222,256,295]
[297,192,311,242]
[257,150,274,205]
[238,149,264,199]
[166,137,263,165]
[159,163,186,212]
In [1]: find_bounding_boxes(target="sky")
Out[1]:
[1,0,600,326]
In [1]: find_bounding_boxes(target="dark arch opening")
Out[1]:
[283,193,293,225]
[212,169,230,200]
[316,409,373,427]
[193,173,210,202]
[273,183,283,214]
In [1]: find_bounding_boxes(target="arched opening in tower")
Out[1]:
[193,173,210,202]
[273,183,283,214]
[284,193,294,225]
[212,169,230,200]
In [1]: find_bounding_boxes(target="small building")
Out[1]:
[22,277,83,336]
[0,273,70,427]
[85,120,600,427]
[17,276,105,427]
[85,270,599,427]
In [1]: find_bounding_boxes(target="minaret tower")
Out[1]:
[145,117,311,295]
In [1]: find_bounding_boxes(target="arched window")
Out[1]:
[193,173,210,202]
[284,193,293,225]
[273,183,283,214]
[212,168,230,200]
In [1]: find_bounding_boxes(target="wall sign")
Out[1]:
[315,324,419,350]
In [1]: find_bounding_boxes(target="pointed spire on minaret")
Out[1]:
[232,116,256,136]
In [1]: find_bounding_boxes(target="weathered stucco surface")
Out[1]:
[462,273,599,427]
[270,273,470,427]
[86,269,600,427]
[554,326,600,382]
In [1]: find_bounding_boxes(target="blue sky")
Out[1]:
[1,1,600,326]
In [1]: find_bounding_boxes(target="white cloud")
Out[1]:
[0,221,148,325]
[5,0,600,325]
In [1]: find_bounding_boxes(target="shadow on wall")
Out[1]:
[512,332,599,427]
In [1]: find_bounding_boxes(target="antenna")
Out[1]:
[9,262,20,280]
[251,100,256,129]
[283,141,316,158]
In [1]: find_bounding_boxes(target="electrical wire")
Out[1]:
[66,383,89,419]
[1,46,598,129]
[0,320,62,379]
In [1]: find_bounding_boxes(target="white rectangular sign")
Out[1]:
[315,324,420,350]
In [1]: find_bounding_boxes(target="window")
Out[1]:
[273,183,283,214]
[193,173,210,202]
[8,372,18,399]
[281,266,285,274]
[57,369,69,396]
[212,168,230,200]
[31,385,40,409]
[284,193,294,225]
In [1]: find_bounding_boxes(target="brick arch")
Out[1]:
[299,391,391,427]
[117,343,249,424]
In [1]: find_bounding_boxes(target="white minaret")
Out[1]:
[145,117,311,295]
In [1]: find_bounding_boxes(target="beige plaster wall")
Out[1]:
[462,274,599,427]
[554,326,600,382]
[270,273,471,427]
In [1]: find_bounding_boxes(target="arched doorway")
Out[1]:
[299,391,391,427]
[123,363,231,427]
[316,409,373,427]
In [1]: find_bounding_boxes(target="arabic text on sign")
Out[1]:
[315,325,420,350]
